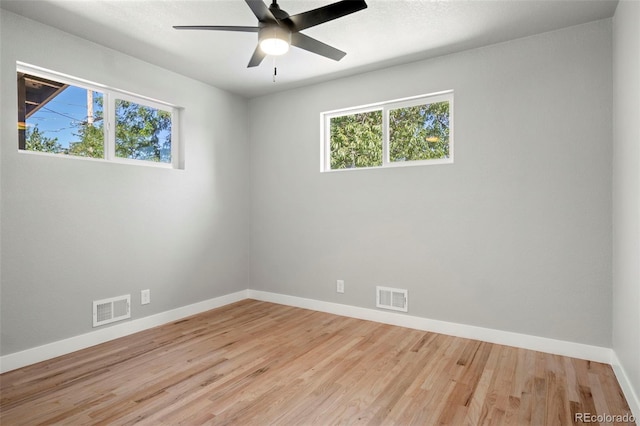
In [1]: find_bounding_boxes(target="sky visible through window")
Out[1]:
[27,85,101,150]
[19,68,175,165]
[26,84,172,163]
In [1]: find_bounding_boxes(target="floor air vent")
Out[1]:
[93,295,131,327]
[376,286,408,312]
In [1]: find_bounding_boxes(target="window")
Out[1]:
[17,63,179,168]
[322,91,453,171]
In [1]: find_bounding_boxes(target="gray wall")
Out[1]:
[0,11,250,355]
[613,0,640,403]
[0,9,623,362]
[249,20,613,347]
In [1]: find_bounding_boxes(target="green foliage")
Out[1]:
[25,126,64,154]
[330,110,383,169]
[329,101,450,169]
[69,121,104,159]
[67,92,104,159]
[390,101,449,162]
[115,100,172,163]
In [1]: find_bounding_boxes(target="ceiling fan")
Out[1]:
[173,0,368,68]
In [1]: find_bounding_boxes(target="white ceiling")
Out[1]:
[1,0,618,98]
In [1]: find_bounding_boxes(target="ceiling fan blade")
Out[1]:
[173,25,260,33]
[248,45,267,67]
[287,0,367,31]
[245,0,277,22]
[173,25,259,32]
[290,32,346,61]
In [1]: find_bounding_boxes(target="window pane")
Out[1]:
[329,110,383,169]
[389,101,450,162]
[19,73,104,158]
[115,99,172,164]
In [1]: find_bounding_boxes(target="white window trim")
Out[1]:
[17,62,181,169]
[321,90,454,172]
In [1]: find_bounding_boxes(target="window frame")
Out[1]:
[321,90,454,172]
[17,62,181,169]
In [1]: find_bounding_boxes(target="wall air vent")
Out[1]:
[93,294,131,327]
[376,286,408,312]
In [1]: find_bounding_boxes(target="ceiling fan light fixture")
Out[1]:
[259,26,290,56]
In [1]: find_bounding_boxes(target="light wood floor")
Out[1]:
[0,300,633,425]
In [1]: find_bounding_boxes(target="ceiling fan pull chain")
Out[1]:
[273,57,277,83]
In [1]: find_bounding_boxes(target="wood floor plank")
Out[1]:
[0,300,634,425]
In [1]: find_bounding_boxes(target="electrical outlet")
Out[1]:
[336,280,345,294]
[141,289,151,305]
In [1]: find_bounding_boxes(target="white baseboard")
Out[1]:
[247,290,613,363]
[611,352,640,422]
[0,290,249,373]
[0,288,620,375]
